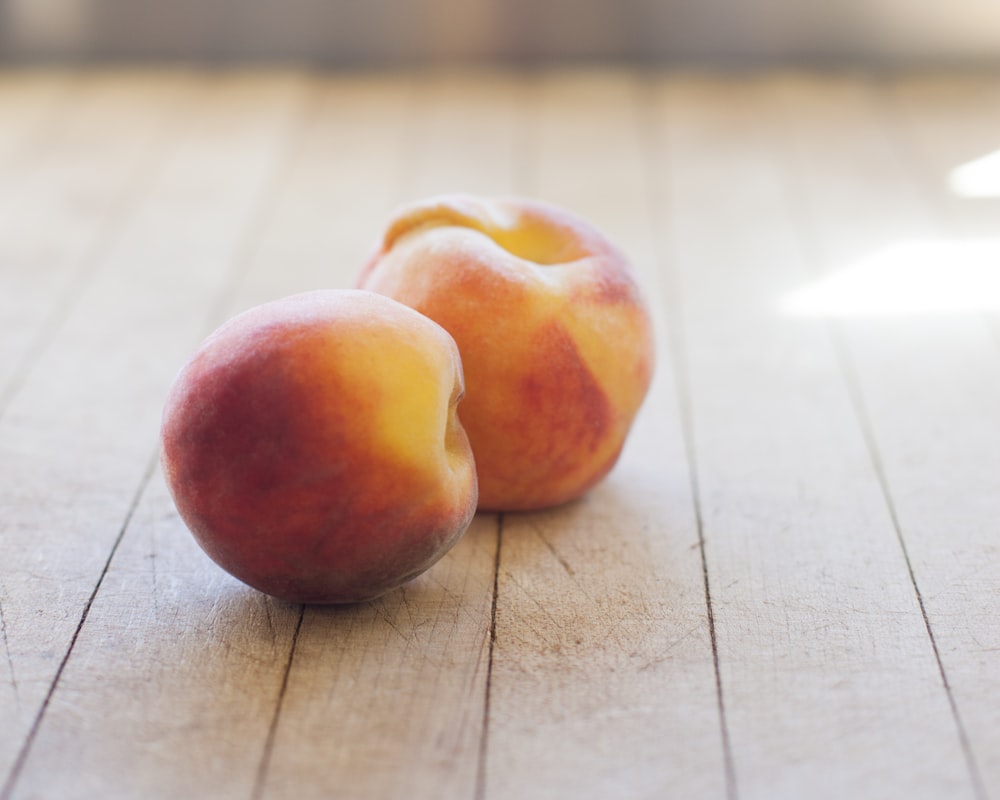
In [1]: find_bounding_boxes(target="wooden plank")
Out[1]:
[886,73,1000,345]
[782,72,1000,796]
[2,67,996,800]
[480,69,726,800]
[651,74,976,799]
[2,72,309,799]
[4,69,517,800]
[257,70,525,800]
[257,529,497,800]
[219,73,419,306]
[886,73,1000,239]
[0,71,192,409]
[397,69,530,198]
[0,70,72,165]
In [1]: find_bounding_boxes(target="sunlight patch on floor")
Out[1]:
[949,148,1000,198]
[782,239,1000,315]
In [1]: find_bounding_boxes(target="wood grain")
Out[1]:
[810,73,1000,796]
[3,71,309,799]
[0,68,998,800]
[651,74,977,799]
[0,72,191,409]
[481,71,726,800]
[258,71,513,800]
[0,71,72,166]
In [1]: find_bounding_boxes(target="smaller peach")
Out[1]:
[160,289,478,604]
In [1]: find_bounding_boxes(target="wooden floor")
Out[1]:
[1,67,999,800]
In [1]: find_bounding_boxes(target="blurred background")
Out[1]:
[2,0,1000,67]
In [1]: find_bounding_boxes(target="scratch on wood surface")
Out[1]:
[378,602,414,644]
[399,584,424,633]
[530,523,576,578]
[500,569,573,637]
[147,529,160,620]
[636,623,703,672]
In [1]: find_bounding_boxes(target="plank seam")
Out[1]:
[781,74,989,800]
[474,513,503,800]
[0,452,159,800]
[0,72,318,800]
[673,322,739,800]
[171,76,320,800]
[855,76,987,800]
[251,605,305,800]
[640,75,739,800]
[830,320,988,800]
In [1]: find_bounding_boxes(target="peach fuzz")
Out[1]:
[358,195,655,511]
[160,289,477,604]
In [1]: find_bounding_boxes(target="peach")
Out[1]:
[160,289,477,604]
[358,195,655,511]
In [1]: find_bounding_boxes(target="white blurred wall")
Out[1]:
[1,0,999,64]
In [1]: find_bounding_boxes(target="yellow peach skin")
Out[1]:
[358,195,655,511]
[160,290,477,604]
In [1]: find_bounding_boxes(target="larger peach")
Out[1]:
[160,289,477,604]
[358,195,655,511]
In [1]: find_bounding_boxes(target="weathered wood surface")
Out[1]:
[0,68,998,800]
